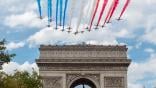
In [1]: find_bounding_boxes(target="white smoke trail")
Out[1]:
[75,0,86,32]
[68,0,77,28]
[84,0,92,20]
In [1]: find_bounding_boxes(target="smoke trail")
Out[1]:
[96,0,108,27]
[83,0,92,28]
[55,0,59,29]
[89,0,100,30]
[85,0,92,18]
[59,0,63,26]
[107,0,119,23]
[47,0,52,27]
[49,0,52,22]
[62,0,69,30]
[87,0,98,29]
[37,0,42,19]
[75,0,86,32]
[68,0,77,29]
[118,0,130,20]
[102,0,114,27]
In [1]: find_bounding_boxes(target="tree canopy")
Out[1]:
[0,70,42,88]
[0,39,16,63]
[0,39,42,88]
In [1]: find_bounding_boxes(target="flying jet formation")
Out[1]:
[36,0,131,35]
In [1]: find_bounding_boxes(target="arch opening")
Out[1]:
[70,78,96,88]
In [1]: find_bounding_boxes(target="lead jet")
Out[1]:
[117,18,123,21]
[74,31,79,35]
[47,24,51,27]
[94,24,99,30]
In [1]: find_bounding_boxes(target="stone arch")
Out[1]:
[70,78,97,88]
[37,45,131,88]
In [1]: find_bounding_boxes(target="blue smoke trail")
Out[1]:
[59,0,63,26]
[62,0,68,30]
[56,0,59,29]
[37,0,42,19]
[49,0,52,22]
[47,0,51,26]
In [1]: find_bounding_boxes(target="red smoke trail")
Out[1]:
[107,0,119,23]
[102,0,114,27]
[97,0,108,27]
[89,0,100,30]
[118,0,130,20]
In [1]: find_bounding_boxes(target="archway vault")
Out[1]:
[70,78,96,88]
[66,74,100,88]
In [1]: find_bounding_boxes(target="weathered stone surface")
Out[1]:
[42,76,63,88]
[36,45,131,88]
[39,45,128,59]
[104,77,124,87]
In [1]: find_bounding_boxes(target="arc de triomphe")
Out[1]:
[36,45,131,88]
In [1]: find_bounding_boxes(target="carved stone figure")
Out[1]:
[42,77,63,88]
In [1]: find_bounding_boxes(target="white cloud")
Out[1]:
[144,48,155,53]
[27,27,118,46]
[6,41,25,50]
[1,62,38,75]
[4,11,44,28]
[128,83,143,88]
[141,29,156,45]
[111,0,156,44]
[128,53,156,87]
[135,42,142,49]
[0,0,36,13]
[114,28,133,38]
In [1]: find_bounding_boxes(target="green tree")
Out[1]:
[0,70,42,88]
[0,39,16,63]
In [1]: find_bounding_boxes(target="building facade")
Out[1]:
[36,45,131,88]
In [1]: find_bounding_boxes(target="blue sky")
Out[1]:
[0,0,156,88]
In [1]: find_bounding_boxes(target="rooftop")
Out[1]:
[39,45,128,51]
